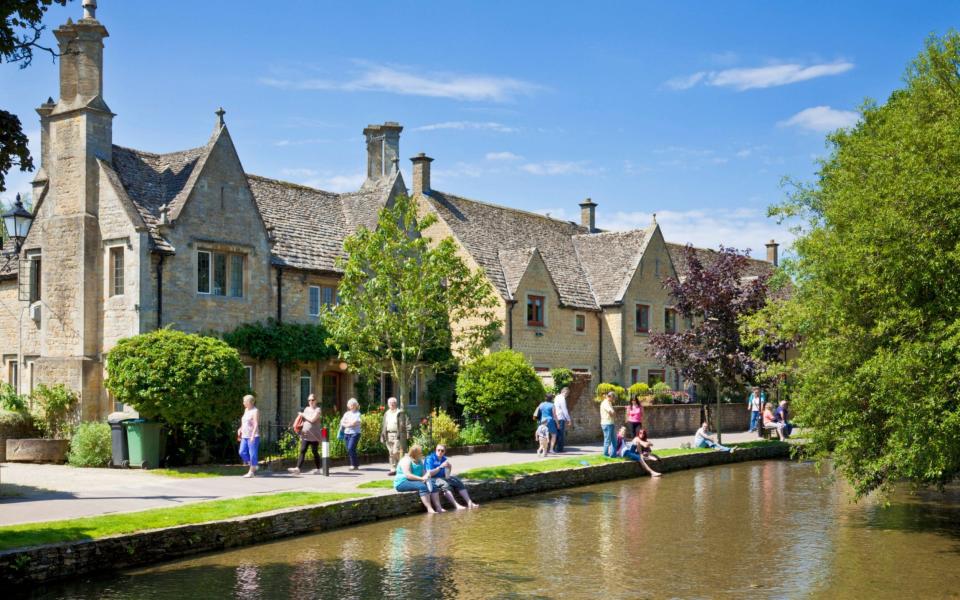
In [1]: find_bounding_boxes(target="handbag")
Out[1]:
[337,424,345,441]
[292,414,304,435]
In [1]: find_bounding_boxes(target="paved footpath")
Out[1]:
[0,431,760,526]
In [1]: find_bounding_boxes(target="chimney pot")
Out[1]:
[579,197,597,232]
[765,239,779,266]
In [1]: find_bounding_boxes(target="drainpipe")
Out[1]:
[620,302,627,385]
[507,300,515,348]
[275,267,283,427]
[156,255,164,329]
[596,312,603,382]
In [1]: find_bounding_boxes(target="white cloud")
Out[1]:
[597,207,793,259]
[779,105,859,132]
[665,61,854,91]
[415,121,517,133]
[485,151,522,161]
[520,161,603,176]
[433,162,485,180]
[260,63,540,102]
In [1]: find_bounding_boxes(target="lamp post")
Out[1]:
[2,194,33,255]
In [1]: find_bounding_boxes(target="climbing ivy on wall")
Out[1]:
[222,318,336,365]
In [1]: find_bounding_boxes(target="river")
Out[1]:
[33,460,960,599]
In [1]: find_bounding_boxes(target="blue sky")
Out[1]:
[2,1,958,257]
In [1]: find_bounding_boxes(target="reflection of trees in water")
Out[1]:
[233,563,260,599]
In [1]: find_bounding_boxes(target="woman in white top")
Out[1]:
[238,395,260,478]
[340,398,363,470]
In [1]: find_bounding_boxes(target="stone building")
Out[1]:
[0,2,778,429]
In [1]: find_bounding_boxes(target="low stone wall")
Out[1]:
[5,439,70,463]
[263,443,509,471]
[0,442,792,587]
[567,402,750,443]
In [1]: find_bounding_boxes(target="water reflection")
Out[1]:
[35,460,960,600]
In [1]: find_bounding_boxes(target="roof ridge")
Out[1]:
[112,143,207,160]
[246,173,338,195]
[433,189,588,231]
[571,228,648,240]
[665,240,773,265]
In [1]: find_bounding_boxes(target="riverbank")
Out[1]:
[0,440,793,587]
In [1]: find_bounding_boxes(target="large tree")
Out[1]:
[771,32,960,497]
[649,245,770,436]
[1,1,70,192]
[323,194,501,408]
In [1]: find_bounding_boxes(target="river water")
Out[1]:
[34,460,960,599]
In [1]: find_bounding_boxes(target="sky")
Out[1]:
[2,1,959,258]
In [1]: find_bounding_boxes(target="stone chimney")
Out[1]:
[766,239,779,266]
[579,198,597,232]
[363,122,403,185]
[411,153,433,196]
[54,1,110,113]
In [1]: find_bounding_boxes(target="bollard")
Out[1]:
[321,426,329,476]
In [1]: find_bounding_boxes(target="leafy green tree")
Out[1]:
[550,367,574,394]
[456,349,543,442]
[324,194,501,408]
[105,329,248,464]
[1,0,71,192]
[771,32,960,496]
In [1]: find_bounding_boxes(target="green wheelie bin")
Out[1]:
[125,419,162,469]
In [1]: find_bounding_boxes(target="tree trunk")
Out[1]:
[715,380,723,445]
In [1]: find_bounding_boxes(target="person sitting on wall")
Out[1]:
[694,421,736,453]
[773,400,794,438]
[393,445,443,513]
[616,426,662,477]
[424,443,480,509]
[762,402,786,441]
[637,429,660,462]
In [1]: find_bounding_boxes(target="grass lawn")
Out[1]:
[150,465,250,478]
[0,491,366,552]
[357,479,395,489]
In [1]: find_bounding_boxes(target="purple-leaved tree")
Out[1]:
[650,245,770,441]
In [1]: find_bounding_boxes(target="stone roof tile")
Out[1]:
[572,228,652,305]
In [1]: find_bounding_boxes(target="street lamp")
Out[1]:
[2,194,33,255]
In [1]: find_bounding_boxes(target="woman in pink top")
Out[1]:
[626,397,645,438]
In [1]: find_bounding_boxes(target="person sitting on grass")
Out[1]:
[616,426,662,477]
[762,402,786,441]
[637,429,660,462]
[393,445,443,513]
[424,444,480,510]
[694,421,736,453]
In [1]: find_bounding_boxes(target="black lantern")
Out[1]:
[2,194,33,253]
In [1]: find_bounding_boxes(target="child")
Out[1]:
[536,421,550,456]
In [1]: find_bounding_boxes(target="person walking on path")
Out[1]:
[424,444,480,509]
[289,394,322,475]
[394,445,443,513]
[380,397,410,476]
[627,397,645,438]
[694,421,735,453]
[747,387,764,432]
[238,395,260,478]
[340,398,363,470]
[553,387,571,452]
[533,394,558,456]
[600,391,618,457]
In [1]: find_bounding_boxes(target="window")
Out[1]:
[29,257,41,302]
[8,360,17,389]
[664,308,677,333]
[630,368,639,385]
[198,250,244,297]
[109,247,124,296]
[299,369,312,408]
[230,254,243,297]
[309,286,320,316]
[244,366,254,392]
[655,258,661,277]
[575,313,585,333]
[648,369,665,386]
[635,304,650,333]
[322,372,340,411]
[322,286,336,307]
[197,251,211,294]
[527,295,545,326]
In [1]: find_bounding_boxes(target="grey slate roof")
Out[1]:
[665,243,775,282]
[572,228,652,306]
[497,247,536,298]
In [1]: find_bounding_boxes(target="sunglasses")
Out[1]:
[436,448,446,453]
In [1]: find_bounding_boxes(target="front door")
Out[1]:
[322,372,341,413]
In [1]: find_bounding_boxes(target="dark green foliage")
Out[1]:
[424,368,459,415]
[68,422,111,467]
[456,349,544,443]
[550,368,574,394]
[0,409,37,440]
[222,318,336,366]
[30,383,76,439]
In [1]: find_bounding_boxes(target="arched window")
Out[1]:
[300,369,312,408]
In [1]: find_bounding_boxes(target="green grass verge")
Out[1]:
[357,479,395,489]
[0,491,366,552]
[150,465,250,478]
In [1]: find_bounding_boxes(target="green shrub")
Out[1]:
[595,383,626,404]
[456,349,543,443]
[628,382,649,399]
[31,384,78,439]
[410,421,433,451]
[358,411,386,455]
[430,409,460,446]
[68,422,112,467]
[0,383,27,413]
[652,382,672,404]
[0,410,38,441]
[550,368,574,394]
[458,421,491,446]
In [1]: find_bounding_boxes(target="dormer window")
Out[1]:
[527,295,545,327]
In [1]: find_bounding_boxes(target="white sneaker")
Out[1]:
[310,468,321,474]
[287,467,301,474]
[243,470,255,478]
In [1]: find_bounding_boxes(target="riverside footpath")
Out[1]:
[0,431,761,526]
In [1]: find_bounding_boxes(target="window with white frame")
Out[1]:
[244,366,254,392]
[109,247,124,296]
[309,286,320,316]
[198,250,244,297]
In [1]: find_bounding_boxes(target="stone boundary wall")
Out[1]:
[567,402,751,443]
[264,443,509,471]
[1,443,792,587]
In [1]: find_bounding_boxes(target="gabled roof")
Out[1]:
[572,228,653,305]
[665,243,775,281]
[497,247,536,299]
[425,191,599,310]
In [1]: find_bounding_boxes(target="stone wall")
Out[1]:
[0,442,792,587]
[566,397,750,443]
